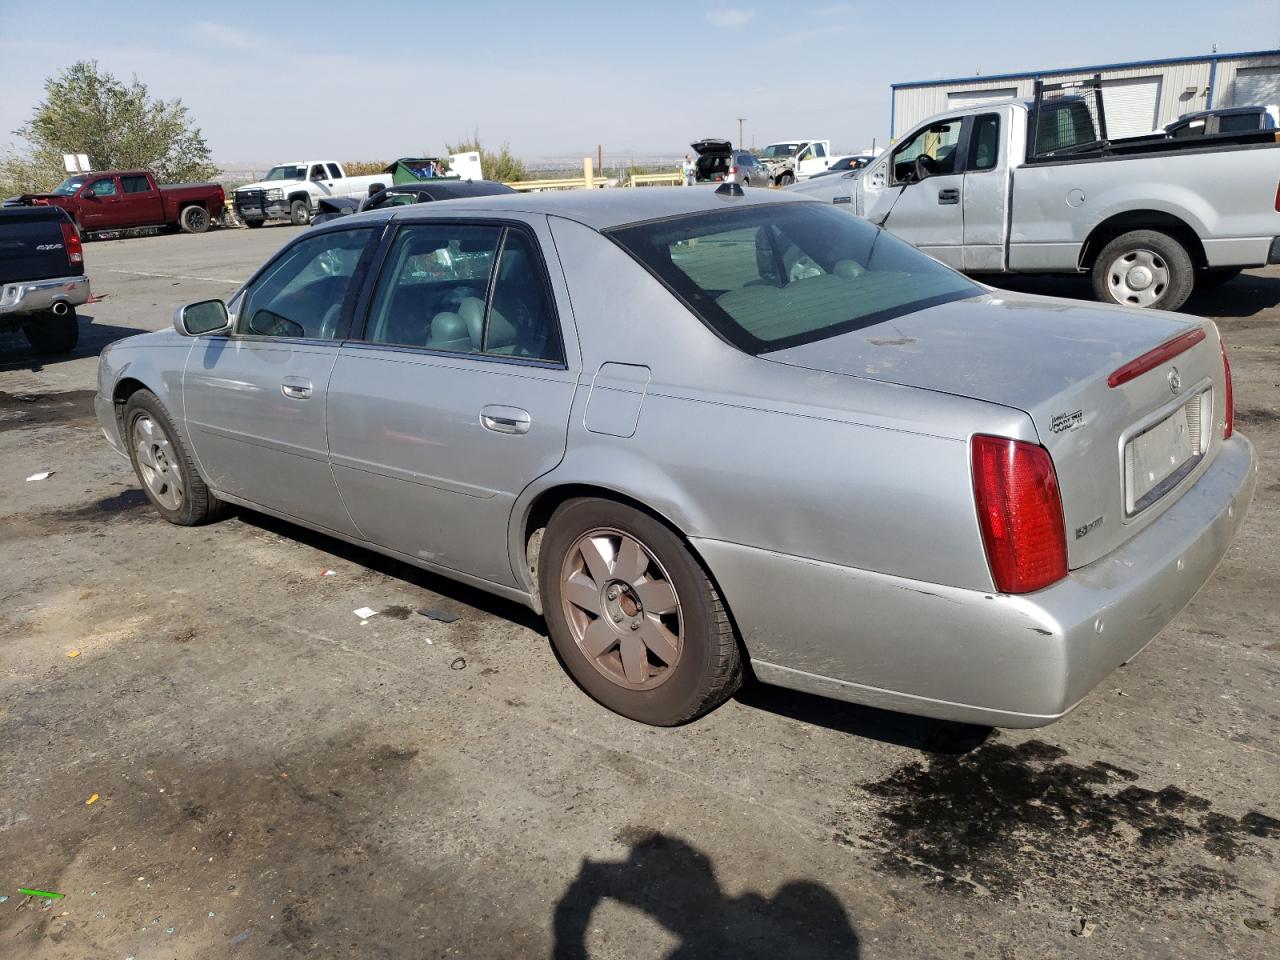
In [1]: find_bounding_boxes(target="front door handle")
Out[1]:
[937,187,960,205]
[480,405,531,435]
[281,377,313,400]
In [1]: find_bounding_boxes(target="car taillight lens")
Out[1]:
[60,221,83,264]
[971,435,1068,594]
[1220,338,1234,439]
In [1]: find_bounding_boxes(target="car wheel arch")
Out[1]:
[1078,210,1206,271]
[112,376,152,435]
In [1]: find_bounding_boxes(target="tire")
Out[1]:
[1091,229,1194,311]
[22,308,79,354]
[1197,267,1242,290]
[244,218,265,229]
[778,171,795,187]
[539,497,742,726]
[289,199,311,226]
[123,390,226,526]
[179,205,210,234]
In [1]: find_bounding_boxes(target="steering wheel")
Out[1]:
[914,155,939,181]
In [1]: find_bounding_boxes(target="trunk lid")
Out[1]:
[764,291,1226,568]
[691,139,733,157]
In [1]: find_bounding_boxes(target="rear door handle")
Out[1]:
[480,405,531,435]
[281,377,313,400]
[937,188,960,205]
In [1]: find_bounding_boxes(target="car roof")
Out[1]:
[318,185,814,233]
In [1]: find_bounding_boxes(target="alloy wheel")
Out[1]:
[131,414,185,511]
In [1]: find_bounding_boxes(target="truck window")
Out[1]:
[326,163,342,179]
[88,178,118,197]
[1029,99,1097,156]
[309,165,327,181]
[967,115,1000,171]
[121,175,151,193]
[892,122,961,182]
[813,142,826,158]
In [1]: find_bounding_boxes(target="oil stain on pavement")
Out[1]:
[848,739,1279,904]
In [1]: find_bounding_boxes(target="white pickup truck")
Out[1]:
[232,161,395,227]
[792,79,1280,310]
[757,139,833,186]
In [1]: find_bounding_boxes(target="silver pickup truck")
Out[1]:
[793,79,1280,310]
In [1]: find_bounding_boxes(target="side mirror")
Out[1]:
[82,187,96,198]
[174,299,230,336]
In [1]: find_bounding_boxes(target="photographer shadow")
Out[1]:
[551,829,859,959]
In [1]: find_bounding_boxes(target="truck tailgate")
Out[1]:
[0,208,78,283]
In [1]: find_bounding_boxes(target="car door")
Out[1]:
[327,215,579,587]
[796,142,829,178]
[308,163,334,199]
[118,174,164,228]
[181,226,378,536]
[79,176,124,230]
[866,118,967,269]
[960,113,1008,272]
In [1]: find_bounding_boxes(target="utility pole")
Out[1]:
[737,117,746,151]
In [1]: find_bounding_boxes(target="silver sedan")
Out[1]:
[95,187,1256,727]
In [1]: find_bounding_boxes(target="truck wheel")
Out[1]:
[180,205,211,234]
[539,497,743,726]
[244,218,265,229]
[778,171,795,187]
[1092,230,1194,311]
[124,390,226,526]
[289,199,311,226]
[22,307,79,355]
[1197,267,1242,290]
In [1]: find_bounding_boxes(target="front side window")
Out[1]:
[89,178,118,197]
[309,164,327,181]
[362,223,563,362]
[121,174,151,193]
[238,228,374,340]
[892,121,961,181]
[968,114,1001,171]
[608,203,980,354]
[812,142,827,157]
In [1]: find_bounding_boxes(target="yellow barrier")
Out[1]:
[628,173,684,187]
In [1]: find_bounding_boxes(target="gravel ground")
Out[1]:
[1,223,1277,959]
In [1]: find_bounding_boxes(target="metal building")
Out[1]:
[890,49,1280,141]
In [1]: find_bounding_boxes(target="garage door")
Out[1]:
[1101,77,1161,138]
[948,88,1018,108]
[1227,65,1280,107]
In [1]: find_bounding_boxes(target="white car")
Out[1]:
[757,140,833,185]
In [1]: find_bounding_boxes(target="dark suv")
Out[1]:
[690,140,768,186]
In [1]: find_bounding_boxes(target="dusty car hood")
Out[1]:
[763,291,1196,412]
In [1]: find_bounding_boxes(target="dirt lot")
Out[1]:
[1,224,1277,959]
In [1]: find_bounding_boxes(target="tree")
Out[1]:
[1,60,219,196]
[444,132,528,184]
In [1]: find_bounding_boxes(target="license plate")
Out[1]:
[1127,405,1193,510]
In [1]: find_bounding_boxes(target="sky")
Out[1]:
[1,0,1277,166]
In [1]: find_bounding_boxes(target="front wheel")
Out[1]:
[777,171,795,187]
[22,308,79,354]
[124,390,226,526]
[1091,229,1194,311]
[289,199,311,226]
[180,205,210,234]
[540,498,742,726]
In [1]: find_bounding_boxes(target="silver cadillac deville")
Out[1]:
[94,187,1256,727]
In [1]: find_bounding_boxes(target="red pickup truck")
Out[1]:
[9,171,225,236]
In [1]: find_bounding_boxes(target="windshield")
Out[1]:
[50,176,88,196]
[761,143,800,159]
[264,165,307,181]
[607,203,980,354]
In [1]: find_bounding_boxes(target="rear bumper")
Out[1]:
[695,434,1257,728]
[0,274,90,317]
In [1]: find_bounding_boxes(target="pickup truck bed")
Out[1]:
[0,207,89,354]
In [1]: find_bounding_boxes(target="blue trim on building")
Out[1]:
[891,49,1280,90]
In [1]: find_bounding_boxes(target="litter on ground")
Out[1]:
[25,471,52,482]
[353,607,378,620]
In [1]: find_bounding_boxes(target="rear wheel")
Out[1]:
[124,390,225,526]
[289,199,311,226]
[1091,229,1194,311]
[540,498,742,726]
[179,205,210,234]
[22,308,79,354]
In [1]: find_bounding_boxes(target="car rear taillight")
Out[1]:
[1274,178,1280,212]
[60,221,83,265]
[1220,338,1234,439]
[971,435,1068,594]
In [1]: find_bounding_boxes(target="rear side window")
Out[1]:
[608,203,979,354]
[326,163,343,179]
[121,175,151,193]
[362,224,564,362]
[968,114,1001,171]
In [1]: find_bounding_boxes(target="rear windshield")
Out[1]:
[607,203,980,354]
